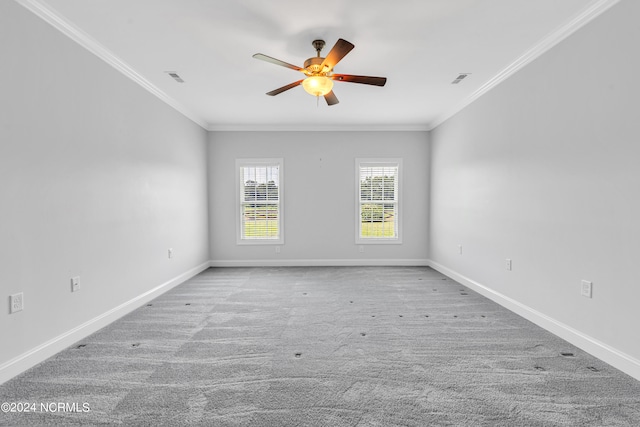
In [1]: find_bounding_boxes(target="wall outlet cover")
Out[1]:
[10,293,24,314]
[581,280,593,298]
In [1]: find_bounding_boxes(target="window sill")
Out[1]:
[237,239,284,246]
[356,238,403,245]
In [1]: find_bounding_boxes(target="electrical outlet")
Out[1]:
[359,246,365,253]
[505,259,512,271]
[581,280,593,298]
[168,248,173,259]
[458,245,463,255]
[275,246,281,254]
[10,292,23,314]
[71,276,80,292]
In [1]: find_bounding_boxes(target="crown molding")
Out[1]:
[16,0,620,134]
[15,0,209,130]
[427,0,621,130]
[207,123,430,132]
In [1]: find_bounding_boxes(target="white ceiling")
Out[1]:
[19,0,617,131]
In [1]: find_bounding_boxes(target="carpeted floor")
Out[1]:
[1,266,639,426]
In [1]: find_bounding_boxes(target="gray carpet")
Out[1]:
[1,267,639,426]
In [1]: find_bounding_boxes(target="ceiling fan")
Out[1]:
[253,38,387,106]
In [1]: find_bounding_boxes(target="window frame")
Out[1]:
[236,158,284,245]
[355,158,403,245]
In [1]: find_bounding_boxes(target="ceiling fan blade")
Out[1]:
[324,91,339,106]
[266,80,304,96]
[253,53,303,72]
[332,74,387,86]
[320,39,355,71]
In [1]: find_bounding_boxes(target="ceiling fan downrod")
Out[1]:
[312,39,325,57]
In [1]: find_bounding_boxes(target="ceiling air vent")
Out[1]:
[451,73,470,84]
[165,71,184,83]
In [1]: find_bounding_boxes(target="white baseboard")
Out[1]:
[209,258,429,267]
[427,259,640,381]
[0,261,211,385]
[6,259,637,384]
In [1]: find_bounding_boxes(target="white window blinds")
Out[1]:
[357,159,401,242]
[237,159,283,243]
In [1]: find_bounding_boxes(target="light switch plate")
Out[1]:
[71,276,80,292]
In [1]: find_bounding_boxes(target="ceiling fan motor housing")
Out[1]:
[303,57,330,75]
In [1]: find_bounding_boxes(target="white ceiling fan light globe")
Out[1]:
[302,76,334,97]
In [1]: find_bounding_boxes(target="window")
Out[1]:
[356,158,402,244]
[236,159,283,244]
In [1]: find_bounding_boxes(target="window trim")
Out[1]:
[236,158,284,245]
[355,158,403,245]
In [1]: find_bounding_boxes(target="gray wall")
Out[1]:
[209,131,429,265]
[0,1,210,381]
[429,0,640,377]
[4,0,639,384]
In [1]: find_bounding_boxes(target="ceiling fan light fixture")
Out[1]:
[302,75,333,97]
[253,38,384,105]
